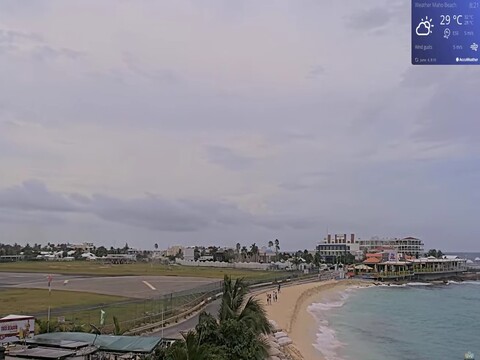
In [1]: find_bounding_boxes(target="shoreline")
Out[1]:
[258,279,370,360]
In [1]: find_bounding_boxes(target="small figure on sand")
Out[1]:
[273,290,278,302]
[266,293,271,305]
[278,282,281,293]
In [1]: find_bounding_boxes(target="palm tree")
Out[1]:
[250,243,259,263]
[166,331,216,360]
[236,243,241,261]
[274,239,280,261]
[240,246,248,261]
[219,275,272,335]
[154,243,159,250]
[291,255,303,270]
[268,241,273,250]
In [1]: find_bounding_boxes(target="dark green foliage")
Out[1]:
[216,319,268,360]
[113,316,125,335]
[426,249,444,258]
[161,275,271,360]
[163,331,225,360]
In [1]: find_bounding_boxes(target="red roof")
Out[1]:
[364,257,381,264]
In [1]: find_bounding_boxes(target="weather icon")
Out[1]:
[416,16,434,36]
[444,28,451,39]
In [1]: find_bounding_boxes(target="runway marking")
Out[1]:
[142,281,156,290]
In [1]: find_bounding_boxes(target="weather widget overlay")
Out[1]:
[412,1,480,64]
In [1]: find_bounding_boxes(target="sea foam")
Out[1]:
[307,289,354,360]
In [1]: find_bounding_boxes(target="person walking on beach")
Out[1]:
[273,290,277,302]
[278,283,281,293]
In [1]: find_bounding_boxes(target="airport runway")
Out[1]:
[0,272,220,299]
[0,272,81,288]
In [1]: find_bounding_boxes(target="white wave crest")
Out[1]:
[376,283,406,287]
[312,324,347,360]
[406,282,433,286]
[462,280,480,285]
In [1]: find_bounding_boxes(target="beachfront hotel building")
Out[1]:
[358,236,424,257]
[317,234,363,263]
[317,234,425,263]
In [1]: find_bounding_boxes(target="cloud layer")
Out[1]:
[1,0,479,250]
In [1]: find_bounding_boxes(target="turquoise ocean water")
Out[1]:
[308,281,480,360]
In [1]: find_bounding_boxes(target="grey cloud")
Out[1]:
[279,171,331,192]
[32,45,84,61]
[347,7,391,31]
[393,66,480,144]
[414,72,480,143]
[206,145,256,171]
[0,28,82,61]
[88,195,211,232]
[278,182,315,191]
[400,67,444,88]
[0,181,311,233]
[0,29,44,45]
[0,1,48,16]
[346,1,408,33]
[253,216,316,230]
[0,209,67,225]
[307,65,325,79]
[122,52,181,84]
[0,180,79,213]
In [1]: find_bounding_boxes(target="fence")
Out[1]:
[32,271,309,334]
[32,280,223,334]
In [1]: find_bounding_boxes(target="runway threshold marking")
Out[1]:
[142,281,156,290]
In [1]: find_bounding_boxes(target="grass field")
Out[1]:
[0,261,277,280]
[0,288,127,317]
[0,287,219,333]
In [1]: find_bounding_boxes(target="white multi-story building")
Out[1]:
[317,234,363,262]
[358,236,424,257]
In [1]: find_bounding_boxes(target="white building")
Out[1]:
[166,245,184,257]
[183,247,195,261]
[317,233,363,262]
[70,242,95,252]
[358,236,424,257]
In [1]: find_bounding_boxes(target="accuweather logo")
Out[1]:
[456,57,479,63]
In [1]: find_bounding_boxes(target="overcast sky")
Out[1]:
[1,0,479,252]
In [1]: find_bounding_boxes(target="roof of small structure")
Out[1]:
[1,314,35,321]
[7,347,76,359]
[30,333,161,354]
[363,257,381,264]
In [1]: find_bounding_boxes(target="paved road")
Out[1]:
[150,299,221,339]
[149,282,291,339]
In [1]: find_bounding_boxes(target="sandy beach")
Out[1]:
[258,279,369,360]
